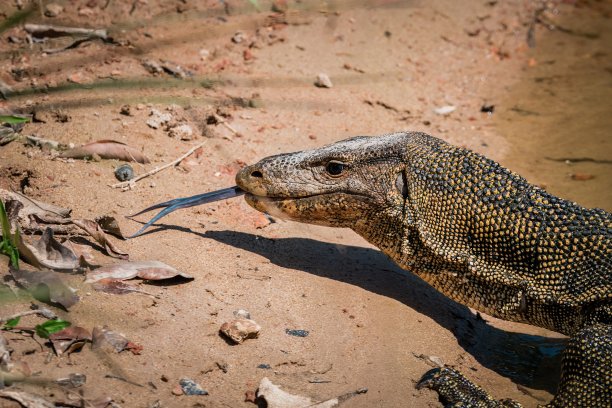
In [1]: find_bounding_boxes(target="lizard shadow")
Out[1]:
[202,229,564,395]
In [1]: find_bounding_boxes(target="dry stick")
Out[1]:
[213,113,241,138]
[110,141,206,190]
[0,307,57,324]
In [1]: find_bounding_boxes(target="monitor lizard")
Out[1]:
[233,131,610,407]
[131,131,611,407]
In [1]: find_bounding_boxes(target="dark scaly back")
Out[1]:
[399,133,611,335]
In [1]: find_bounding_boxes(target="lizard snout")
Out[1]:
[236,164,269,196]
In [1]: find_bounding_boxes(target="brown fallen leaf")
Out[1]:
[63,239,96,265]
[10,268,79,309]
[49,326,92,356]
[0,189,71,231]
[95,215,126,239]
[85,260,193,283]
[0,389,54,408]
[72,219,129,260]
[92,326,129,352]
[16,227,79,270]
[91,278,154,296]
[60,140,150,163]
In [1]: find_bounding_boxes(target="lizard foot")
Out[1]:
[417,367,522,408]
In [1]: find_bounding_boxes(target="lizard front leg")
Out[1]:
[417,323,611,407]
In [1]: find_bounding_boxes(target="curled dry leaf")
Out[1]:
[60,139,150,163]
[95,215,126,239]
[85,260,193,283]
[16,227,79,270]
[0,389,55,408]
[72,219,129,260]
[10,268,79,309]
[92,326,129,353]
[49,326,92,356]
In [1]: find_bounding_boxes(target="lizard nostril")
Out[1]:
[251,170,263,178]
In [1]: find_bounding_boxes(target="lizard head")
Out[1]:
[235,132,411,230]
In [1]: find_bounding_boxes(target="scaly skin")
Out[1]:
[235,132,611,407]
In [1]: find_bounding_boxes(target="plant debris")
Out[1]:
[92,326,129,353]
[10,269,79,309]
[256,377,367,407]
[16,227,79,270]
[86,260,193,283]
[0,389,54,408]
[91,278,155,296]
[60,140,150,164]
[72,219,129,259]
[49,327,91,356]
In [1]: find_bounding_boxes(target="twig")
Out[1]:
[24,24,110,41]
[110,141,206,190]
[545,157,612,165]
[105,374,144,387]
[0,307,57,324]
[213,113,241,138]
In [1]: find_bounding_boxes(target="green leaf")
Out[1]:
[0,200,18,269]
[35,319,71,338]
[0,115,29,125]
[3,316,20,328]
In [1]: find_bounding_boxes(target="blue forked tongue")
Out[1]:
[127,186,245,238]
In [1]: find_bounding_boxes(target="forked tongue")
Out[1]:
[127,186,245,238]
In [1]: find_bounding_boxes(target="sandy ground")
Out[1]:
[0,0,610,407]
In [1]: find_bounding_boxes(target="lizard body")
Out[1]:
[234,132,611,407]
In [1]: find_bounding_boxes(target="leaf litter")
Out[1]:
[86,260,193,282]
[16,227,79,270]
[9,268,79,309]
[49,326,92,356]
[72,219,129,260]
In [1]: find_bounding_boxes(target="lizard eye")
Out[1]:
[325,161,345,176]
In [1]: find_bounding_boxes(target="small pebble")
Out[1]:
[114,164,134,182]
[219,318,261,344]
[233,309,251,319]
[433,105,456,115]
[285,329,309,337]
[44,3,64,17]
[179,378,208,396]
[257,364,271,369]
[314,73,333,88]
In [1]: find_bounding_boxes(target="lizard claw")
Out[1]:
[416,367,522,408]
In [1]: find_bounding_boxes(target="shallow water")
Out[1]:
[494,2,612,212]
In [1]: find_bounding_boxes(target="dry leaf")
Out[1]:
[0,189,71,231]
[60,140,150,163]
[63,239,96,265]
[91,278,153,296]
[92,326,129,352]
[0,389,55,408]
[10,268,79,309]
[17,228,79,270]
[72,219,129,260]
[49,327,92,356]
[85,260,193,283]
[95,215,125,239]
